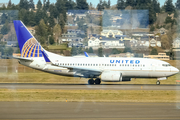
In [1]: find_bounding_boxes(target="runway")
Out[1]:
[0,102,180,119]
[0,83,180,90]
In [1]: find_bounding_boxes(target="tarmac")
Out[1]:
[0,83,180,90]
[0,102,180,119]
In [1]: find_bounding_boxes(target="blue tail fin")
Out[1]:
[13,20,43,58]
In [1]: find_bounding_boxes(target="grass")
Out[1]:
[48,44,68,50]
[0,59,180,84]
[0,89,179,102]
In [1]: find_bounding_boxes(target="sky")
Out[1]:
[8,0,177,7]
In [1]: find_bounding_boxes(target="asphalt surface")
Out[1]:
[0,83,180,90]
[0,102,180,119]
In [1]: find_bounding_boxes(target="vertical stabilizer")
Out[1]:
[13,20,43,58]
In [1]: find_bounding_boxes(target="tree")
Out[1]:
[164,0,175,14]
[37,0,42,10]
[7,0,12,8]
[65,0,76,10]
[123,47,132,53]
[28,10,36,26]
[35,19,48,44]
[19,0,29,10]
[76,0,89,10]
[3,47,14,56]
[176,0,180,9]
[71,46,78,56]
[1,13,8,24]
[117,0,125,10]
[126,0,134,7]
[149,3,156,25]
[58,14,65,33]
[150,48,158,55]
[49,36,55,45]
[107,0,111,8]
[53,24,61,45]
[152,0,160,13]
[49,4,58,18]
[161,34,170,49]
[97,0,104,11]
[102,11,111,27]
[48,15,55,27]
[111,48,120,54]
[45,0,50,11]
[1,21,10,35]
[88,47,94,53]
[98,47,103,57]
[29,0,35,10]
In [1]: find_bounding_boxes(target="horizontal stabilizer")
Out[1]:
[11,56,33,62]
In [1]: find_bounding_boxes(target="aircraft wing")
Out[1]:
[53,64,102,73]
[41,50,102,76]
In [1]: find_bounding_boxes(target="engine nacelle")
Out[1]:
[101,71,122,82]
[122,77,132,81]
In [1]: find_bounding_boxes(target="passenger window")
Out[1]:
[99,64,101,66]
[96,64,98,66]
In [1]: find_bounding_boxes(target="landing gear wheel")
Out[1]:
[156,81,160,85]
[88,79,94,85]
[95,78,101,84]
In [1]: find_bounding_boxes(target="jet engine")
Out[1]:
[101,71,122,82]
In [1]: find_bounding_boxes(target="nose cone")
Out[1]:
[173,67,179,74]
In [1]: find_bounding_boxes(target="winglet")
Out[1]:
[84,51,89,57]
[41,50,51,63]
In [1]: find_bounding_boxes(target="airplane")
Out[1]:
[13,20,179,85]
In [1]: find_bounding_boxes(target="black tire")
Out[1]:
[95,78,101,84]
[88,79,94,85]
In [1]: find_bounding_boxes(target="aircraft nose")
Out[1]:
[173,67,179,74]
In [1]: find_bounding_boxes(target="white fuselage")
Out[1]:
[19,51,179,79]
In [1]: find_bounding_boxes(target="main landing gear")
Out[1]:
[88,78,101,85]
[156,81,160,85]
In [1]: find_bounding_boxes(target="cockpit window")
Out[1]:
[162,64,171,67]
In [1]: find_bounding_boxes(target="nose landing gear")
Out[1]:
[156,81,160,85]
